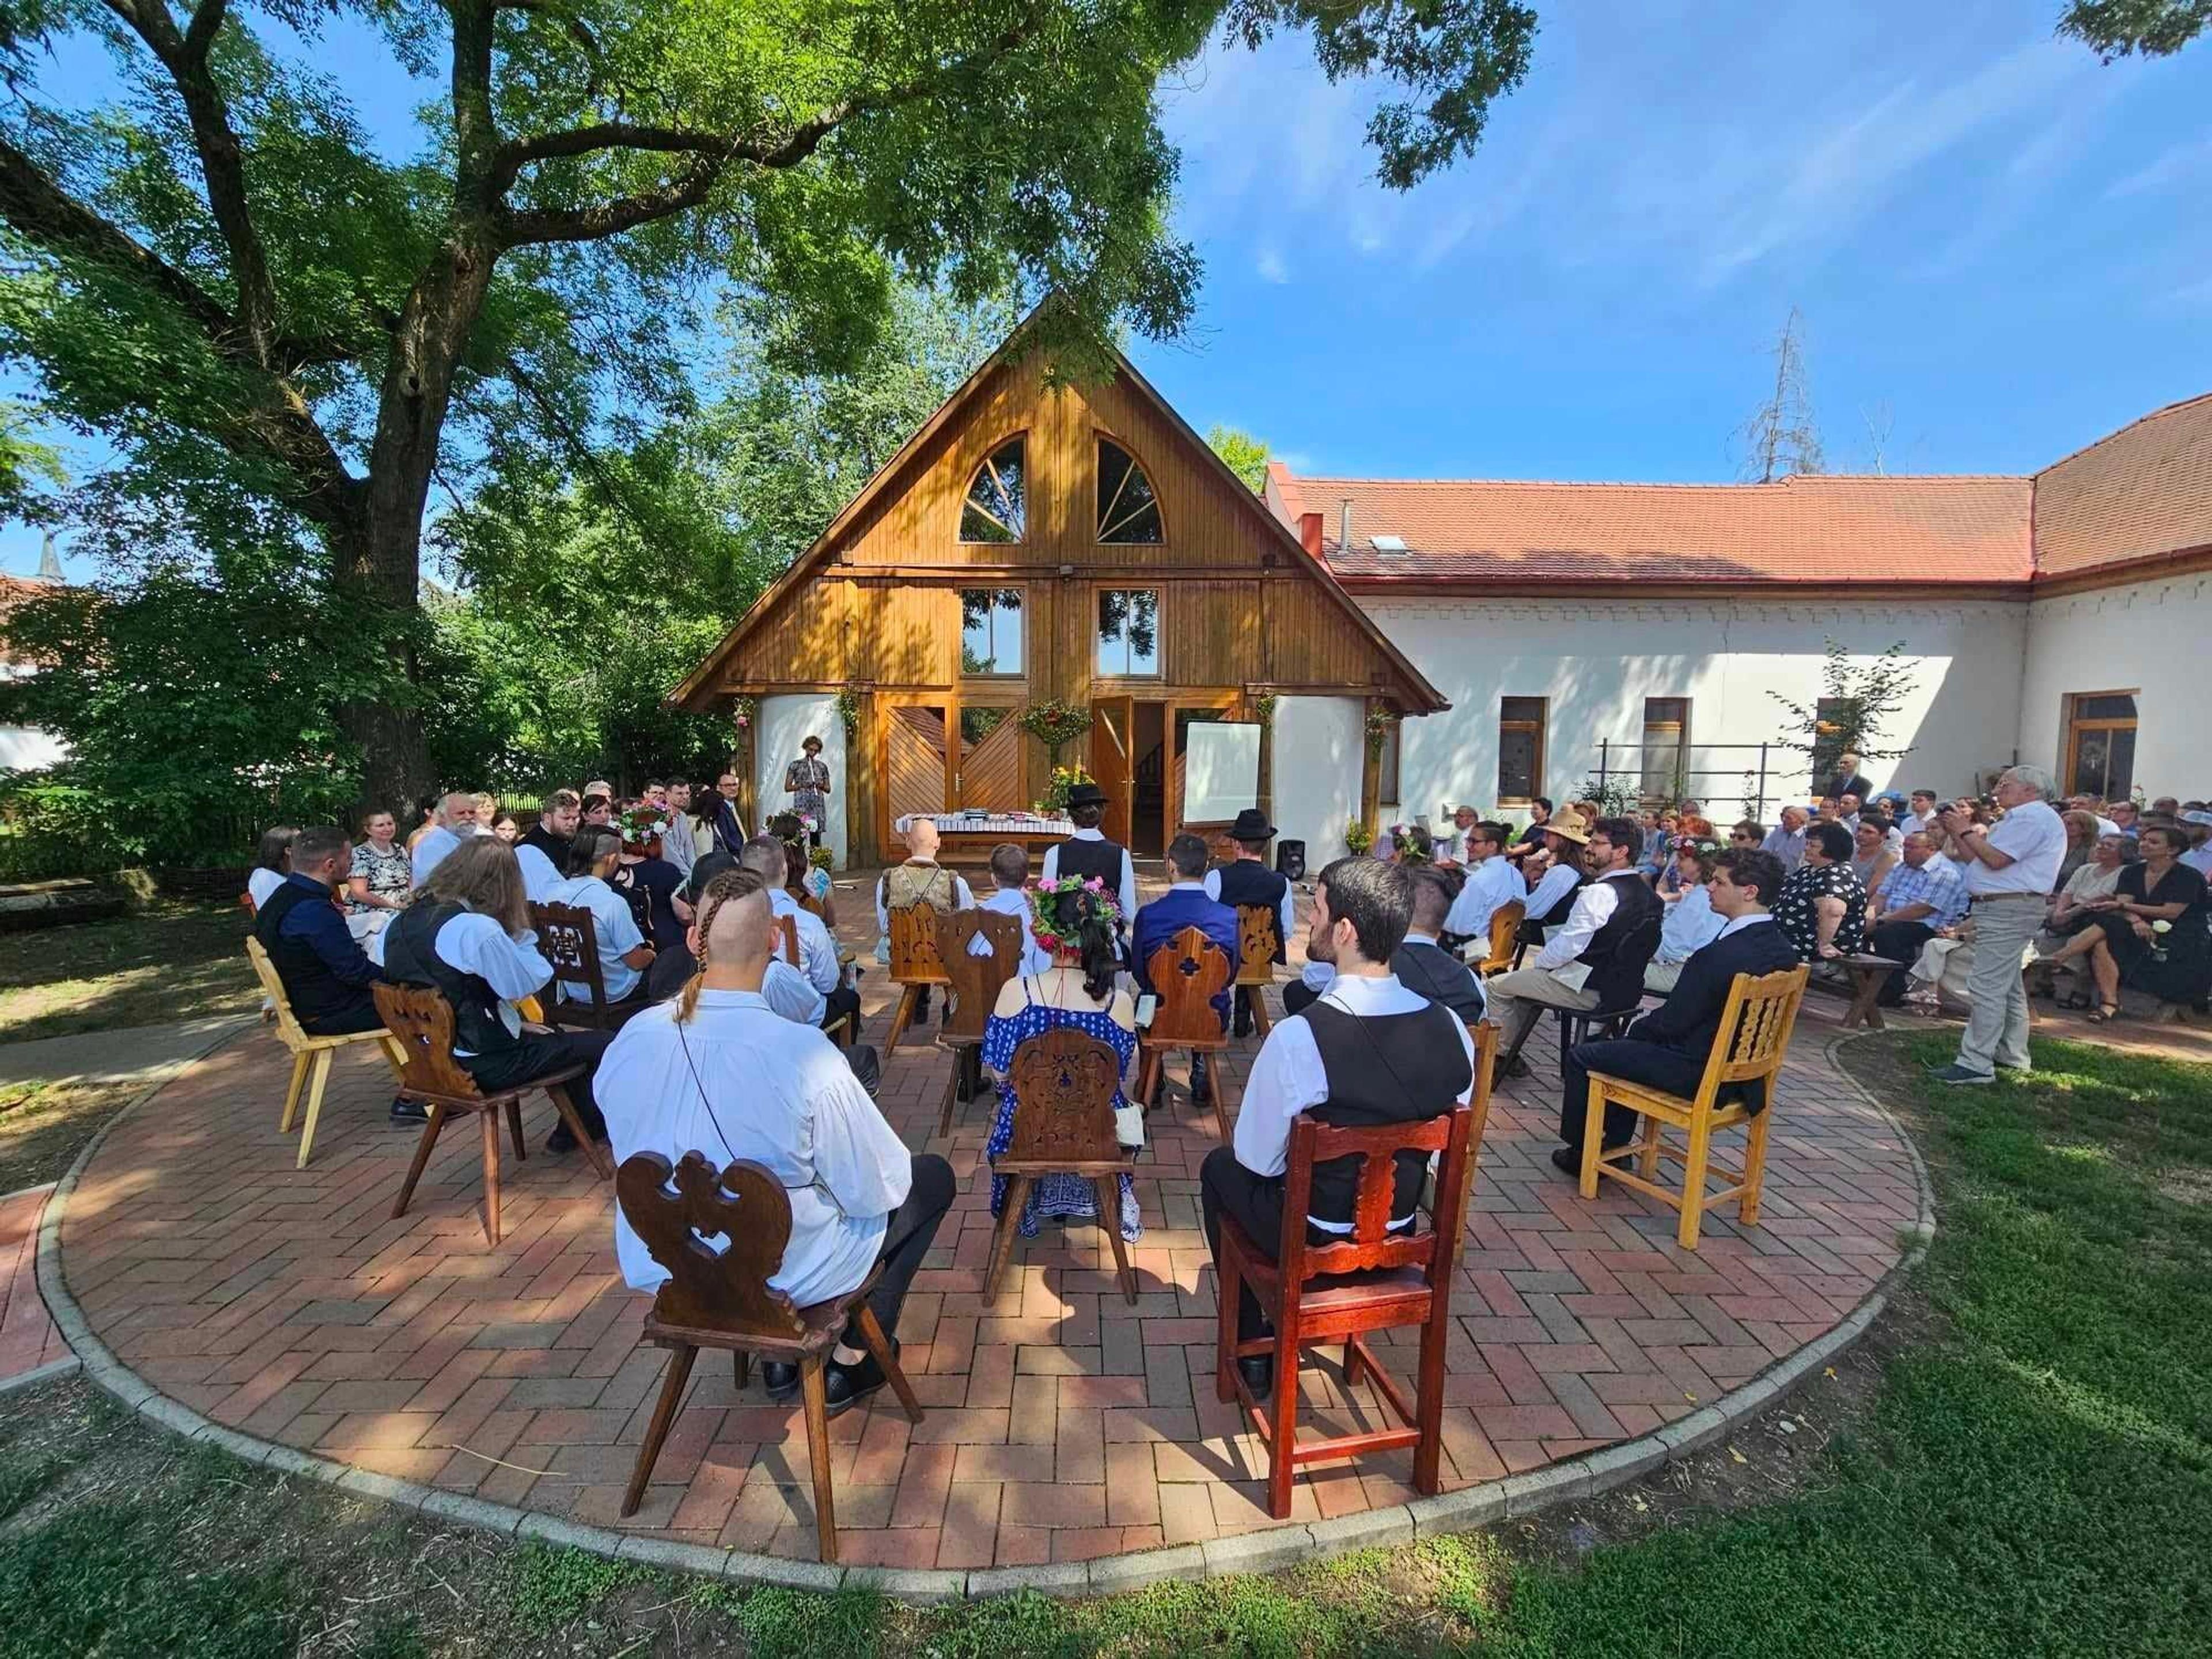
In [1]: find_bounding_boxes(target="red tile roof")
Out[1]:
[2032,393,2212,577]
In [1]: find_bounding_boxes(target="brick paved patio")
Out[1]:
[49,881,1922,1569]
[1,1183,69,1384]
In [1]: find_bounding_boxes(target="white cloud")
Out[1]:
[1255,247,1289,283]
[2107,136,2212,198]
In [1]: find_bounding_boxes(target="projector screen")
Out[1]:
[1183,722,1262,824]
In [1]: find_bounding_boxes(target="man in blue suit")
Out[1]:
[1133,832,1243,1103]
[1551,846,1801,1175]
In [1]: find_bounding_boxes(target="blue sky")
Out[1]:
[5,0,2208,576]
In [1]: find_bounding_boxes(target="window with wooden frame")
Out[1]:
[1096,437,1164,543]
[1641,697,1690,803]
[2063,692,2137,801]
[1497,696,1546,804]
[959,437,1026,543]
[1095,588,1160,677]
[959,588,1024,676]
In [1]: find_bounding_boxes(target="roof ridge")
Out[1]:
[2034,389,2212,479]
[1283,473,2028,489]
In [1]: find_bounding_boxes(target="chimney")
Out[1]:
[1339,497,1353,557]
[1298,512,1323,557]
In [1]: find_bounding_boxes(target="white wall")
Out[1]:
[1361,597,2030,826]
[0,726,65,772]
[1272,696,1363,869]
[2019,571,2212,798]
[754,694,849,869]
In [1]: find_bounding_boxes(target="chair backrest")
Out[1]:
[1234,904,1280,986]
[790,885,825,918]
[1454,1022,1499,1231]
[372,980,484,1101]
[774,912,800,968]
[1143,925,1233,1044]
[1478,900,1525,976]
[889,902,949,985]
[1280,1101,1475,1288]
[243,938,307,1044]
[529,899,610,1007]
[1002,1027,1123,1165]
[935,908,1023,1040]
[1692,964,1811,1105]
[615,1150,809,1340]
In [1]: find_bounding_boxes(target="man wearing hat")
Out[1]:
[1204,808,1296,1037]
[1039,780,1138,930]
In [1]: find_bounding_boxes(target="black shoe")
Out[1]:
[1236,1354,1275,1398]
[760,1361,798,1402]
[1495,1055,1531,1083]
[822,1342,899,1418]
[1550,1146,1582,1176]
[389,1097,429,1125]
[546,1122,578,1154]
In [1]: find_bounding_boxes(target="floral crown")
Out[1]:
[617,806,665,849]
[1027,875,1122,952]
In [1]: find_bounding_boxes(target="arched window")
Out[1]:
[1097,437,1162,544]
[959,437,1025,543]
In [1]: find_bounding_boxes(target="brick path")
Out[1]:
[49,877,1921,1568]
[1,1184,69,1382]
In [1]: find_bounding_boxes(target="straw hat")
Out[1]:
[1543,809,1592,846]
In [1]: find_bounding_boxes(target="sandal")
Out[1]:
[2058,992,2093,1012]
[2085,1004,2122,1024]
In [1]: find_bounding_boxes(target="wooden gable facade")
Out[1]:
[675,321,1445,865]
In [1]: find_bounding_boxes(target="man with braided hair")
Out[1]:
[597,872,946,1414]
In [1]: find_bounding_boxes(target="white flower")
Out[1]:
[2150,919,2172,934]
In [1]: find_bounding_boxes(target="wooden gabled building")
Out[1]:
[674,309,1446,869]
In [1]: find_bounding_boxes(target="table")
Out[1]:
[893,813,1075,874]
[1839,953,1902,1031]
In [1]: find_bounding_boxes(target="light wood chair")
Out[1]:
[1233,903,1282,1037]
[1214,1029,1490,1520]
[1580,963,1810,1249]
[1473,900,1525,978]
[374,982,612,1246]
[984,1028,1138,1306]
[775,912,854,1048]
[932,909,1024,1137]
[883,901,949,1051]
[243,938,406,1169]
[615,1150,924,1562]
[1134,925,1234,1142]
[528,900,652,1033]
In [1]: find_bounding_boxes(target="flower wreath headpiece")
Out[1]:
[617,806,666,849]
[1027,875,1122,952]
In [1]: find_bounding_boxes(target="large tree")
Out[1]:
[0,0,1536,808]
[2061,1,2207,58]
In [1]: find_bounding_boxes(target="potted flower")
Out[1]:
[1344,820,1374,857]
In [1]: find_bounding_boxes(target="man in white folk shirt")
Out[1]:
[741,835,860,1035]
[596,874,954,1415]
[1931,765,2069,1085]
[547,824,656,1009]
[1444,820,1523,960]
[410,790,482,887]
[1199,858,1474,1399]
[976,843,1053,977]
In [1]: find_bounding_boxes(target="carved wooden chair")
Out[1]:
[883,901,949,1050]
[1134,925,1235,1141]
[528,900,651,1032]
[614,1150,923,1562]
[244,938,407,1169]
[374,982,611,1246]
[1215,1032,1490,1519]
[1233,903,1283,1038]
[1580,964,1809,1249]
[1471,900,1524,978]
[774,912,853,1048]
[932,909,1024,1137]
[984,1028,1138,1306]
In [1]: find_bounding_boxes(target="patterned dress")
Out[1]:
[347,839,411,914]
[785,755,831,839]
[982,983,1141,1243]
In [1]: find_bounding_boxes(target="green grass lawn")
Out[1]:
[1,1031,2207,1656]
[0,902,258,1045]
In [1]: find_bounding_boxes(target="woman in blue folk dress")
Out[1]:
[982,878,1143,1243]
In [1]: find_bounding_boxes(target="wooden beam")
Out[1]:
[1360,698,1383,841]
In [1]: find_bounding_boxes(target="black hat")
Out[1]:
[1066,781,1108,810]
[1229,808,1276,841]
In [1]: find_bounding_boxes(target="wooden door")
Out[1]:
[1089,695,1134,846]
[956,700,1025,812]
[879,695,955,845]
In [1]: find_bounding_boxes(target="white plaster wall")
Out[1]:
[754,694,848,869]
[2019,572,2212,798]
[1272,696,1364,869]
[1360,597,2029,825]
[0,726,65,772]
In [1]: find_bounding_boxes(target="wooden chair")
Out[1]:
[1472,900,1525,978]
[984,1028,1138,1306]
[1215,1026,1492,1519]
[1580,964,1810,1250]
[614,1150,923,1562]
[775,912,854,1048]
[932,909,1024,1137]
[243,938,406,1169]
[1233,904,1283,1038]
[882,901,949,1051]
[374,982,612,1247]
[528,900,651,1032]
[1134,925,1235,1142]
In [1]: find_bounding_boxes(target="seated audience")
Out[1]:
[1645,842,1728,994]
[657,781,698,875]
[2108,800,2142,844]
[983,880,1142,1245]
[1850,819,1898,896]
[1773,820,1867,963]
[742,835,857,1035]
[595,873,952,1413]
[2032,824,2210,1022]
[873,818,975,1022]
[1133,833,1241,1103]
[976,843,1052,977]
[1200,858,1475,1396]
[768,813,836,924]
[1502,797,1555,864]
[488,811,520,843]
[1729,819,1763,851]
[521,789,580,869]
[580,792,614,828]
[410,791,482,887]
[1519,815,1593,945]
[2181,811,2212,878]
[1443,819,1524,955]
[1554,846,1798,1172]
[346,809,411,939]
[248,825,297,911]
[1436,804,1480,866]
[1863,831,1968,1005]
[1203,809,1294,1037]
[2031,831,2128,998]
[1390,865,1486,1025]
[706,771,748,855]
[406,795,441,854]
[254,824,388,1037]
[1900,789,1941,838]
[1762,805,1810,872]
[2055,809,2102,892]
[1677,800,1715,839]
[547,824,656,1006]
[608,810,692,999]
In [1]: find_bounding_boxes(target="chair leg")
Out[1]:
[935,1059,961,1141]
[479,1105,503,1246]
[1093,1176,1137,1305]
[1677,1107,1714,1251]
[732,1348,751,1392]
[854,1302,923,1425]
[801,1358,839,1563]
[1579,1080,1606,1199]
[506,1097,527,1160]
[1214,1239,1241,1406]
[884,984,918,1053]
[392,1105,448,1220]
[1739,1108,1773,1228]
[295,1050,335,1170]
[1206,1062,1232,1145]
[1266,1320,1300,1520]
[984,1177,1030,1304]
[621,1342,697,1517]
[278,1051,311,1134]
[1342,1340,1362,1389]
[546,1084,613,1180]
[1134,1048,1160,1111]
[1411,1310,1449,1497]
[1638,1115,1662,1183]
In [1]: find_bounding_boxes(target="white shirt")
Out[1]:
[977,886,1052,976]
[1961,799,2066,897]
[2180,844,2212,878]
[1715,911,1778,941]
[1444,853,1523,940]
[1900,812,1929,839]
[1040,828,1138,927]
[1533,869,1645,976]
[1524,862,1582,925]
[514,843,560,903]
[597,992,911,1306]
[872,865,978,944]
[1232,972,1476,1230]
[411,825,464,887]
[1203,864,1296,957]
[547,874,645,1002]
[425,910,554,1056]
[759,959,827,1025]
[1656,883,1727,965]
[247,867,285,910]
[769,887,842,994]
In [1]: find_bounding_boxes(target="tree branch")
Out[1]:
[181,0,228,60]
[494,156,721,247]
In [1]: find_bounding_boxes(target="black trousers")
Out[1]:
[860,1152,955,1343]
[823,983,861,1032]
[300,995,382,1037]
[645,946,696,1002]
[1200,1146,1286,1340]
[1281,979,1320,1018]
[1867,919,1934,1006]
[462,1029,615,1139]
[1558,1037,1707,1158]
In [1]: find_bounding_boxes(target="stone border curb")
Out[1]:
[35,1022,1936,1604]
